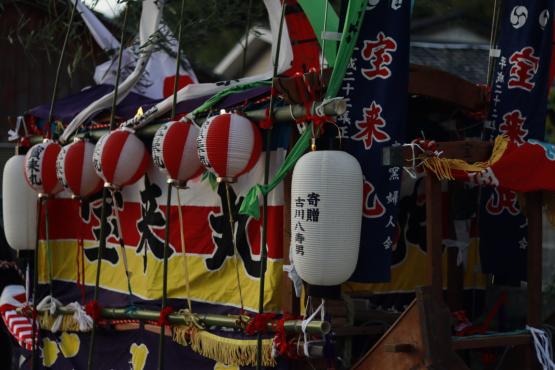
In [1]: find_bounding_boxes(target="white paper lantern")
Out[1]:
[290,151,363,286]
[2,155,37,250]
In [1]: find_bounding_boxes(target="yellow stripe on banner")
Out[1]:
[38,241,283,312]
[343,239,486,295]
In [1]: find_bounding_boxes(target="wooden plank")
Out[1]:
[351,300,427,370]
[452,333,531,350]
[333,325,384,337]
[353,289,469,370]
[425,172,444,300]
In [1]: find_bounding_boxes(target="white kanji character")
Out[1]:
[389,167,400,181]
[386,191,399,205]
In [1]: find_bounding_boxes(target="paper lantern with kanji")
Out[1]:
[197,113,262,182]
[93,129,149,188]
[24,140,63,196]
[290,150,363,286]
[56,140,103,198]
[152,120,202,185]
[3,155,37,250]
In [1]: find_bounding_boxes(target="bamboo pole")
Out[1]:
[28,307,331,335]
[28,99,347,145]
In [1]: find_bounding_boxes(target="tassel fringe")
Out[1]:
[423,136,509,181]
[173,325,276,367]
[39,312,88,332]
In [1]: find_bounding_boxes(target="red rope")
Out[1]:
[259,107,272,129]
[272,313,298,356]
[85,300,102,322]
[157,306,173,327]
[245,312,277,336]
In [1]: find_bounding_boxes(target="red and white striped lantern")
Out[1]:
[197,113,262,182]
[56,140,103,198]
[24,140,63,196]
[152,120,202,185]
[93,129,149,188]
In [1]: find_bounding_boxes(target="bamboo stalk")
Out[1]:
[29,99,346,145]
[28,307,331,335]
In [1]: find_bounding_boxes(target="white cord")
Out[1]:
[301,298,325,357]
[401,142,425,179]
[527,326,555,370]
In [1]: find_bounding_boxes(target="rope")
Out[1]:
[43,198,54,300]
[242,0,254,76]
[256,2,287,368]
[157,182,173,370]
[422,135,508,181]
[170,0,186,120]
[76,199,86,304]
[301,297,326,357]
[527,326,555,370]
[224,183,245,312]
[87,5,130,370]
[176,188,193,312]
[31,197,44,370]
[110,190,134,303]
[46,0,79,136]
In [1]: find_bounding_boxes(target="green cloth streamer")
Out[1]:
[189,80,272,120]
[326,0,367,97]
[239,127,311,219]
[297,0,339,67]
[239,0,368,219]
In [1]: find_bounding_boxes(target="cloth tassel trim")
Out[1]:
[173,325,276,367]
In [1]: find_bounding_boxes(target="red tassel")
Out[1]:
[158,306,173,327]
[85,300,102,322]
[245,312,277,336]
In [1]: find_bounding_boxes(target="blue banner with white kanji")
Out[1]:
[336,0,410,282]
[481,1,554,283]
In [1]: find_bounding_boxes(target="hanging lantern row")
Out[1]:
[13,112,261,203]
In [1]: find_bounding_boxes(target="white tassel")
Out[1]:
[66,302,93,332]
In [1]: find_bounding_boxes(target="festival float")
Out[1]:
[2,0,555,369]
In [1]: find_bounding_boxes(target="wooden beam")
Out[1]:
[452,333,531,350]
[409,64,488,111]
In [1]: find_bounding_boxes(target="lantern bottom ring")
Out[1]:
[38,193,51,199]
[103,182,121,191]
[216,176,236,184]
[168,179,189,189]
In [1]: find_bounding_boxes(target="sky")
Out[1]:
[82,0,124,18]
